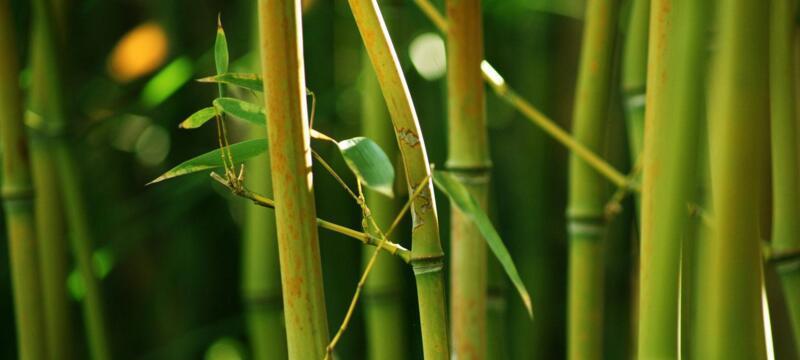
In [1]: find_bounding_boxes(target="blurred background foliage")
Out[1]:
[0,0,642,358]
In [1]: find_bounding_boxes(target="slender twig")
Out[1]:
[604,156,642,220]
[412,0,635,191]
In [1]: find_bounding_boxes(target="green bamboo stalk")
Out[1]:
[769,0,800,355]
[347,1,448,358]
[445,0,490,358]
[636,0,708,358]
[698,0,769,357]
[29,0,111,358]
[0,1,48,358]
[567,0,619,358]
[360,21,408,360]
[256,1,329,358]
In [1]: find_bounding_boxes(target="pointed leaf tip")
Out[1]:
[147,139,268,185]
[337,137,395,197]
[179,107,217,129]
[432,170,533,318]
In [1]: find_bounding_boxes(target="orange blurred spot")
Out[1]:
[108,22,168,83]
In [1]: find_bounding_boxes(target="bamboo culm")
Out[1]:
[567,0,619,358]
[446,0,491,358]
[769,0,800,355]
[257,0,330,358]
[697,0,769,357]
[0,1,48,358]
[29,0,111,358]
[347,0,448,358]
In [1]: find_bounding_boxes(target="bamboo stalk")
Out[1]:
[29,0,111,358]
[359,4,408,357]
[0,1,48,358]
[241,6,287,358]
[445,0,490,358]
[636,0,708,358]
[567,0,619,358]
[769,0,800,355]
[256,0,329,358]
[698,0,769,357]
[346,1,448,358]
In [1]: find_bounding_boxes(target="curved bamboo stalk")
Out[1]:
[446,0,490,358]
[29,0,111,358]
[636,0,708,357]
[346,1,448,358]
[567,0,619,358]
[0,1,48,358]
[256,0,329,357]
[769,0,800,355]
[698,0,769,357]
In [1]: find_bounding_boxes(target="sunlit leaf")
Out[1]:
[179,107,218,129]
[214,16,229,75]
[198,73,263,92]
[213,97,265,126]
[147,139,268,185]
[433,170,533,317]
[337,137,395,197]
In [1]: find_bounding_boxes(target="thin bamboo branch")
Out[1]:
[0,1,48,358]
[346,0,448,358]
[446,0,490,358]
[567,0,620,358]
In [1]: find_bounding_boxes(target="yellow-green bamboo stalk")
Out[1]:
[567,0,619,358]
[347,1,448,358]
[636,0,708,358]
[621,0,648,217]
[360,26,408,360]
[446,0,490,358]
[29,0,111,358]
[0,1,48,358]
[698,0,769,357]
[256,0,329,358]
[769,0,800,355]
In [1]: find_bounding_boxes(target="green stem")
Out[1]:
[29,0,111,358]
[698,0,769,357]
[0,1,48,358]
[446,0,490,358]
[636,0,708,358]
[347,1,448,358]
[770,0,800,355]
[359,4,409,359]
[256,1,329,358]
[567,0,619,358]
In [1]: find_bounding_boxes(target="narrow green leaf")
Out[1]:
[432,170,533,317]
[213,97,266,126]
[179,107,218,129]
[215,16,229,75]
[198,73,263,92]
[147,139,268,185]
[337,137,395,197]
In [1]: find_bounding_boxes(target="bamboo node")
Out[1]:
[410,254,444,275]
[0,185,35,202]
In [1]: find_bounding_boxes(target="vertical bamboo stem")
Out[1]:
[0,1,48,358]
[360,4,409,357]
[769,0,800,355]
[636,0,708,358]
[29,0,111,358]
[257,1,330,358]
[445,0,490,358]
[621,0,648,216]
[567,0,619,358]
[699,0,769,357]
[347,1,448,358]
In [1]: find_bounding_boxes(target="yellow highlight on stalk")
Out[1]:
[107,22,168,83]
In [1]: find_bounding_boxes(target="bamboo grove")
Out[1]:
[0,0,799,359]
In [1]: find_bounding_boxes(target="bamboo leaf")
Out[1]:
[179,107,218,129]
[198,73,263,92]
[215,16,229,75]
[432,170,533,317]
[213,97,265,126]
[147,139,268,185]
[337,137,395,197]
